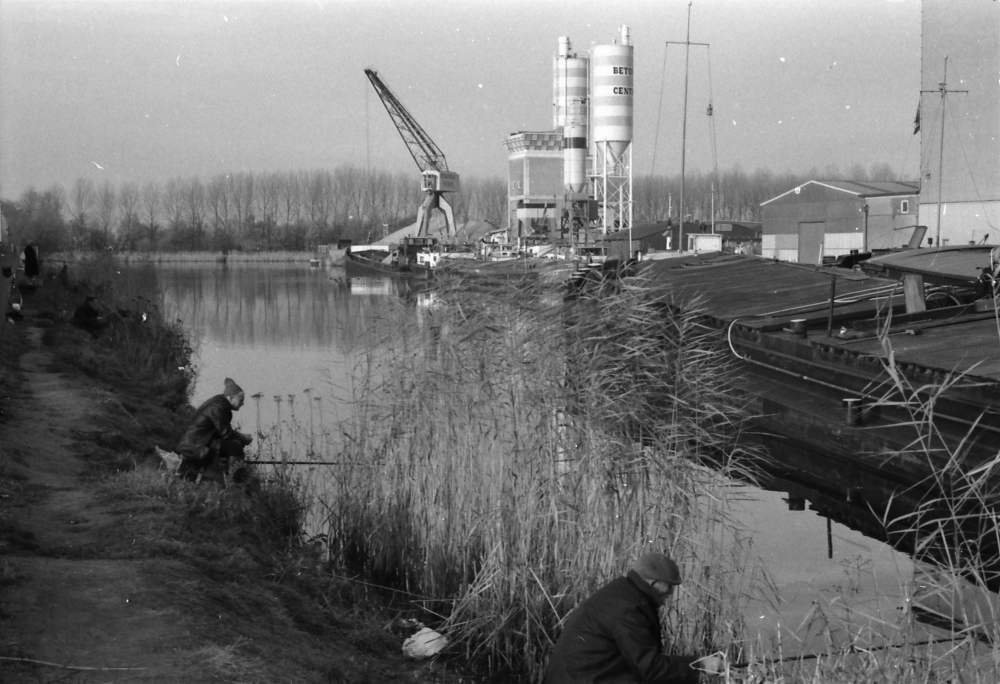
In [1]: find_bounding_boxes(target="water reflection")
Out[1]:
[157,262,411,352]
[155,263,986,660]
[157,262,416,435]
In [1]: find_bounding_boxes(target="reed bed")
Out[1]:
[226,263,1000,682]
[866,329,1000,652]
[312,269,768,679]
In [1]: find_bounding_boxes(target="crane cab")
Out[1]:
[422,170,461,194]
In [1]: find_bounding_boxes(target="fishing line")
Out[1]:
[651,42,669,178]
[726,632,978,669]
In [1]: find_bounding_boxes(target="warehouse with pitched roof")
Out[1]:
[760,180,921,264]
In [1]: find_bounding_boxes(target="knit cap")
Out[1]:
[632,552,682,586]
[223,378,244,397]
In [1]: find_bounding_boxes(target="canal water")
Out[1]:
[158,260,923,656]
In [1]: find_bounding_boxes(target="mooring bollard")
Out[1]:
[843,397,863,426]
[789,319,807,337]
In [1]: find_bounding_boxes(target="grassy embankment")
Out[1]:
[0,254,465,683]
[251,266,1000,683]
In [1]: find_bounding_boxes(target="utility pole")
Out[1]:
[921,56,967,247]
[666,2,709,252]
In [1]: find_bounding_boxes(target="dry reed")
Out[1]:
[315,268,767,679]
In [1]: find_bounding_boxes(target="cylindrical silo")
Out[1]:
[592,25,633,164]
[554,36,590,193]
[553,37,589,130]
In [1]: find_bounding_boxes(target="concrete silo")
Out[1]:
[591,25,634,236]
[554,37,589,194]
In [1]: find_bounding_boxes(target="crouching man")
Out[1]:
[176,377,254,485]
[544,552,723,683]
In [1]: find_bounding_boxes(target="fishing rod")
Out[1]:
[245,460,343,466]
[725,632,980,669]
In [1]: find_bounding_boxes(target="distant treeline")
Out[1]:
[634,161,901,225]
[1,161,900,253]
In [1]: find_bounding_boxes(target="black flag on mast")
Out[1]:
[913,103,921,134]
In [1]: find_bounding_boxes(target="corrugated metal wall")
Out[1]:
[763,184,920,261]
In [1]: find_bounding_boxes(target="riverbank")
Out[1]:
[0,269,463,683]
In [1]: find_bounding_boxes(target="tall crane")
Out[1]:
[364,68,460,240]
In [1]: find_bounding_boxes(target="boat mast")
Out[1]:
[679,2,692,252]
[666,2,708,252]
[924,56,967,247]
[935,57,948,246]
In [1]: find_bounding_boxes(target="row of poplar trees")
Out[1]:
[2,161,899,254]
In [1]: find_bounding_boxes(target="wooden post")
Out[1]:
[902,273,926,313]
[827,275,836,336]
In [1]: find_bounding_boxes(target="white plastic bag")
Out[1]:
[155,446,182,474]
[402,627,448,659]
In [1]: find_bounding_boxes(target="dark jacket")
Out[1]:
[544,570,700,684]
[176,394,240,462]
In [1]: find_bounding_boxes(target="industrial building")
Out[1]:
[503,131,567,242]
[713,221,762,254]
[504,27,635,247]
[760,180,920,264]
[601,222,670,260]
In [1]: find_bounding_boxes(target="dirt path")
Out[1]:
[0,324,216,682]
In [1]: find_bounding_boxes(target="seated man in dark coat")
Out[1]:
[71,295,105,336]
[544,552,722,684]
[176,377,254,484]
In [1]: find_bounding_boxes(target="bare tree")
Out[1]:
[479,176,507,228]
[184,177,205,249]
[384,171,410,226]
[279,171,301,247]
[256,172,280,248]
[118,182,140,249]
[206,174,230,235]
[141,181,161,249]
[304,170,333,240]
[329,167,348,228]
[69,178,95,245]
[163,177,185,241]
[229,172,254,241]
[14,184,68,252]
[449,176,470,228]
[95,181,117,247]
[869,162,897,181]
[847,163,869,181]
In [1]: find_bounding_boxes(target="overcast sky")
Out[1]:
[0,0,925,200]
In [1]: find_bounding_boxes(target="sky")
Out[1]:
[0,0,926,201]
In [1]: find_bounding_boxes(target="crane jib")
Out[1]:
[364,68,450,173]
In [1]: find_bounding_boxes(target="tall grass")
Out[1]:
[868,329,1000,651]
[314,269,767,679]
[745,296,1000,683]
[37,252,196,408]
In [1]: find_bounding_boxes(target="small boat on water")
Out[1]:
[345,236,440,279]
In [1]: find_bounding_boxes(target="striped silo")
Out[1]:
[553,37,589,193]
[591,25,633,165]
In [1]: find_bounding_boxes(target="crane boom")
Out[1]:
[364,68,449,173]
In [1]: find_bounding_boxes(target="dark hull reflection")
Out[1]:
[749,438,1000,642]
